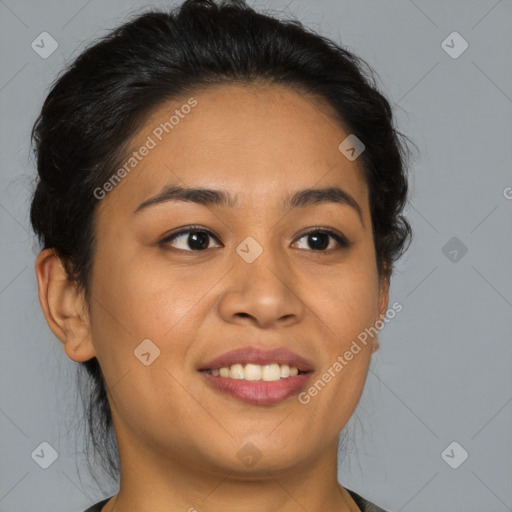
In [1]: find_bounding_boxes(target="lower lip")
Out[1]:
[200,372,312,405]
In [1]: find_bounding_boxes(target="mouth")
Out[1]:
[200,363,309,380]
[198,347,314,405]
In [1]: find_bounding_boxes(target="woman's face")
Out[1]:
[75,84,388,475]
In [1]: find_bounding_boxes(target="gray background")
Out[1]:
[1,0,511,511]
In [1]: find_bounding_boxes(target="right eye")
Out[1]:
[159,226,223,252]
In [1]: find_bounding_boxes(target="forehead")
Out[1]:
[99,83,369,217]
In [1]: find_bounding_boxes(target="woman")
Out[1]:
[30,0,413,510]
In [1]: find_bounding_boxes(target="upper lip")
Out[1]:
[198,346,314,372]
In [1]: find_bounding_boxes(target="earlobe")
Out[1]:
[35,249,96,362]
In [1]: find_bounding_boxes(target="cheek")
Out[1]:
[87,256,201,432]
[314,257,380,346]
[88,246,223,370]
[297,270,379,431]
[91,248,184,330]
[302,251,379,401]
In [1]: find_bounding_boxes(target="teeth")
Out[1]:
[244,363,262,381]
[262,363,281,381]
[206,363,303,381]
[229,363,244,380]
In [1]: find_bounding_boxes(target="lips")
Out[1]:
[197,346,314,405]
[197,346,315,373]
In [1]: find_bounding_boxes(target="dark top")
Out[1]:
[82,488,389,511]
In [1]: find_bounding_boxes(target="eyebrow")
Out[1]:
[134,184,363,224]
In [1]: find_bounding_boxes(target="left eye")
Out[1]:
[160,227,222,251]
[293,228,351,252]
[160,226,351,252]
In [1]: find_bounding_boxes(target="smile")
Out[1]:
[201,363,306,381]
[198,346,314,404]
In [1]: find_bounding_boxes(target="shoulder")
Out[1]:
[346,487,391,512]
[81,496,112,512]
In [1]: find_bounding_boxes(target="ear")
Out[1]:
[372,270,390,354]
[35,248,96,362]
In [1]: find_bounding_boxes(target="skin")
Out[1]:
[36,83,389,512]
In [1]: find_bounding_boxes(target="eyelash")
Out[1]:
[159,225,352,253]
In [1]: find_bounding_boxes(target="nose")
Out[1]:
[217,243,305,329]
